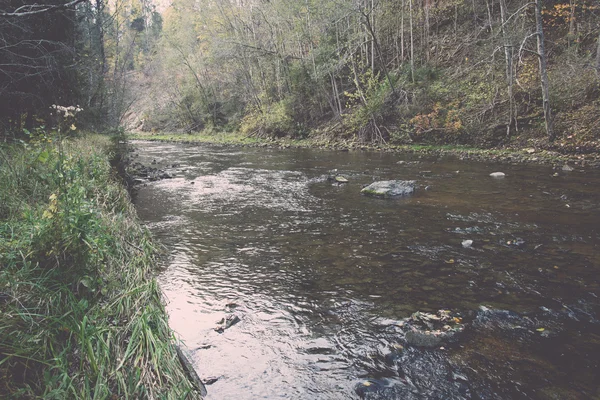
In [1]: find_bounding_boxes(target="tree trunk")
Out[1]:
[568,0,576,47]
[362,11,395,93]
[409,0,415,83]
[535,0,554,142]
[485,0,493,34]
[400,0,405,62]
[596,32,600,79]
[95,0,106,110]
[424,0,430,62]
[499,0,516,137]
[371,0,375,71]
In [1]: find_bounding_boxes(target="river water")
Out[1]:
[131,141,600,399]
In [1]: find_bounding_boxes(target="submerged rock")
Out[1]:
[203,376,220,385]
[357,347,471,399]
[562,164,574,172]
[327,173,349,184]
[215,314,241,333]
[361,180,416,197]
[405,330,443,348]
[401,310,465,348]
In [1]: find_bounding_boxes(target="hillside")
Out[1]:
[122,0,600,153]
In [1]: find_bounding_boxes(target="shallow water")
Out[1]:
[131,141,600,399]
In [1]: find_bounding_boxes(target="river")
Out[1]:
[131,141,599,399]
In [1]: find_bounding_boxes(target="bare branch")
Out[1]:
[0,0,88,17]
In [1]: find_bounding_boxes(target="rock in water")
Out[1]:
[335,176,349,183]
[462,240,473,248]
[405,330,443,348]
[215,314,241,333]
[361,180,415,197]
[562,164,574,172]
[489,172,505,178]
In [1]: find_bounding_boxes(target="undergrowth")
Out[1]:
[0,134,201,399]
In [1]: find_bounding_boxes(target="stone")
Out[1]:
[405,330,443,348]
[215,314,241,333]
[562,164,574,172]
[489,172,505,178]
[462,240,473,248]
[361,180,416,197]
[203,376,220,385]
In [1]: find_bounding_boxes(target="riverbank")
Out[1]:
[0,134,202,398]
[128,131,600,169]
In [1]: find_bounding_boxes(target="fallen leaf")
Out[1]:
[536,328,545,332]
[445,259,455,264]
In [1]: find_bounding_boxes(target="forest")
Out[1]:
[1,0,599,151]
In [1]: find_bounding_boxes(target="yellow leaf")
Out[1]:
[363,381,371,387]
[70,124,77,131]
[445,259,455,264]
[49,193,57,201]
[536,328,545,332]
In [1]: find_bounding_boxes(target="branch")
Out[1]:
[226,41,301,60]
[0,0,88,17]
[518,32,541,62]
[499,2,535,30]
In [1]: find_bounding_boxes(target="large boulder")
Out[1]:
[361,180,416,197]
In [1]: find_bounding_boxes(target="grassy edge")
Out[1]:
[128,131,599,168]
[0,134,202,399]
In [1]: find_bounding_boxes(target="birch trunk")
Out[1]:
[409,0,415,83]
[499,0,515,137]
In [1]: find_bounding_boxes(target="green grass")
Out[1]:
[129,131,261,145]
[0,134,201,399]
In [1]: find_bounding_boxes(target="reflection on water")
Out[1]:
[132,141,600,399]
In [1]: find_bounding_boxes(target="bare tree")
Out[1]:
[499,0,516,137]
[534,0,554,142]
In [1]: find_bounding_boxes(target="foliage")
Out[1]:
[342,67,396,143]
[240,100,296,139]
[0,134,201,398]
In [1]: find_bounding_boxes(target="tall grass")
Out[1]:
[0,134,201,399]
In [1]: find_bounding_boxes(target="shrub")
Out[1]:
[240,100,295,138]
